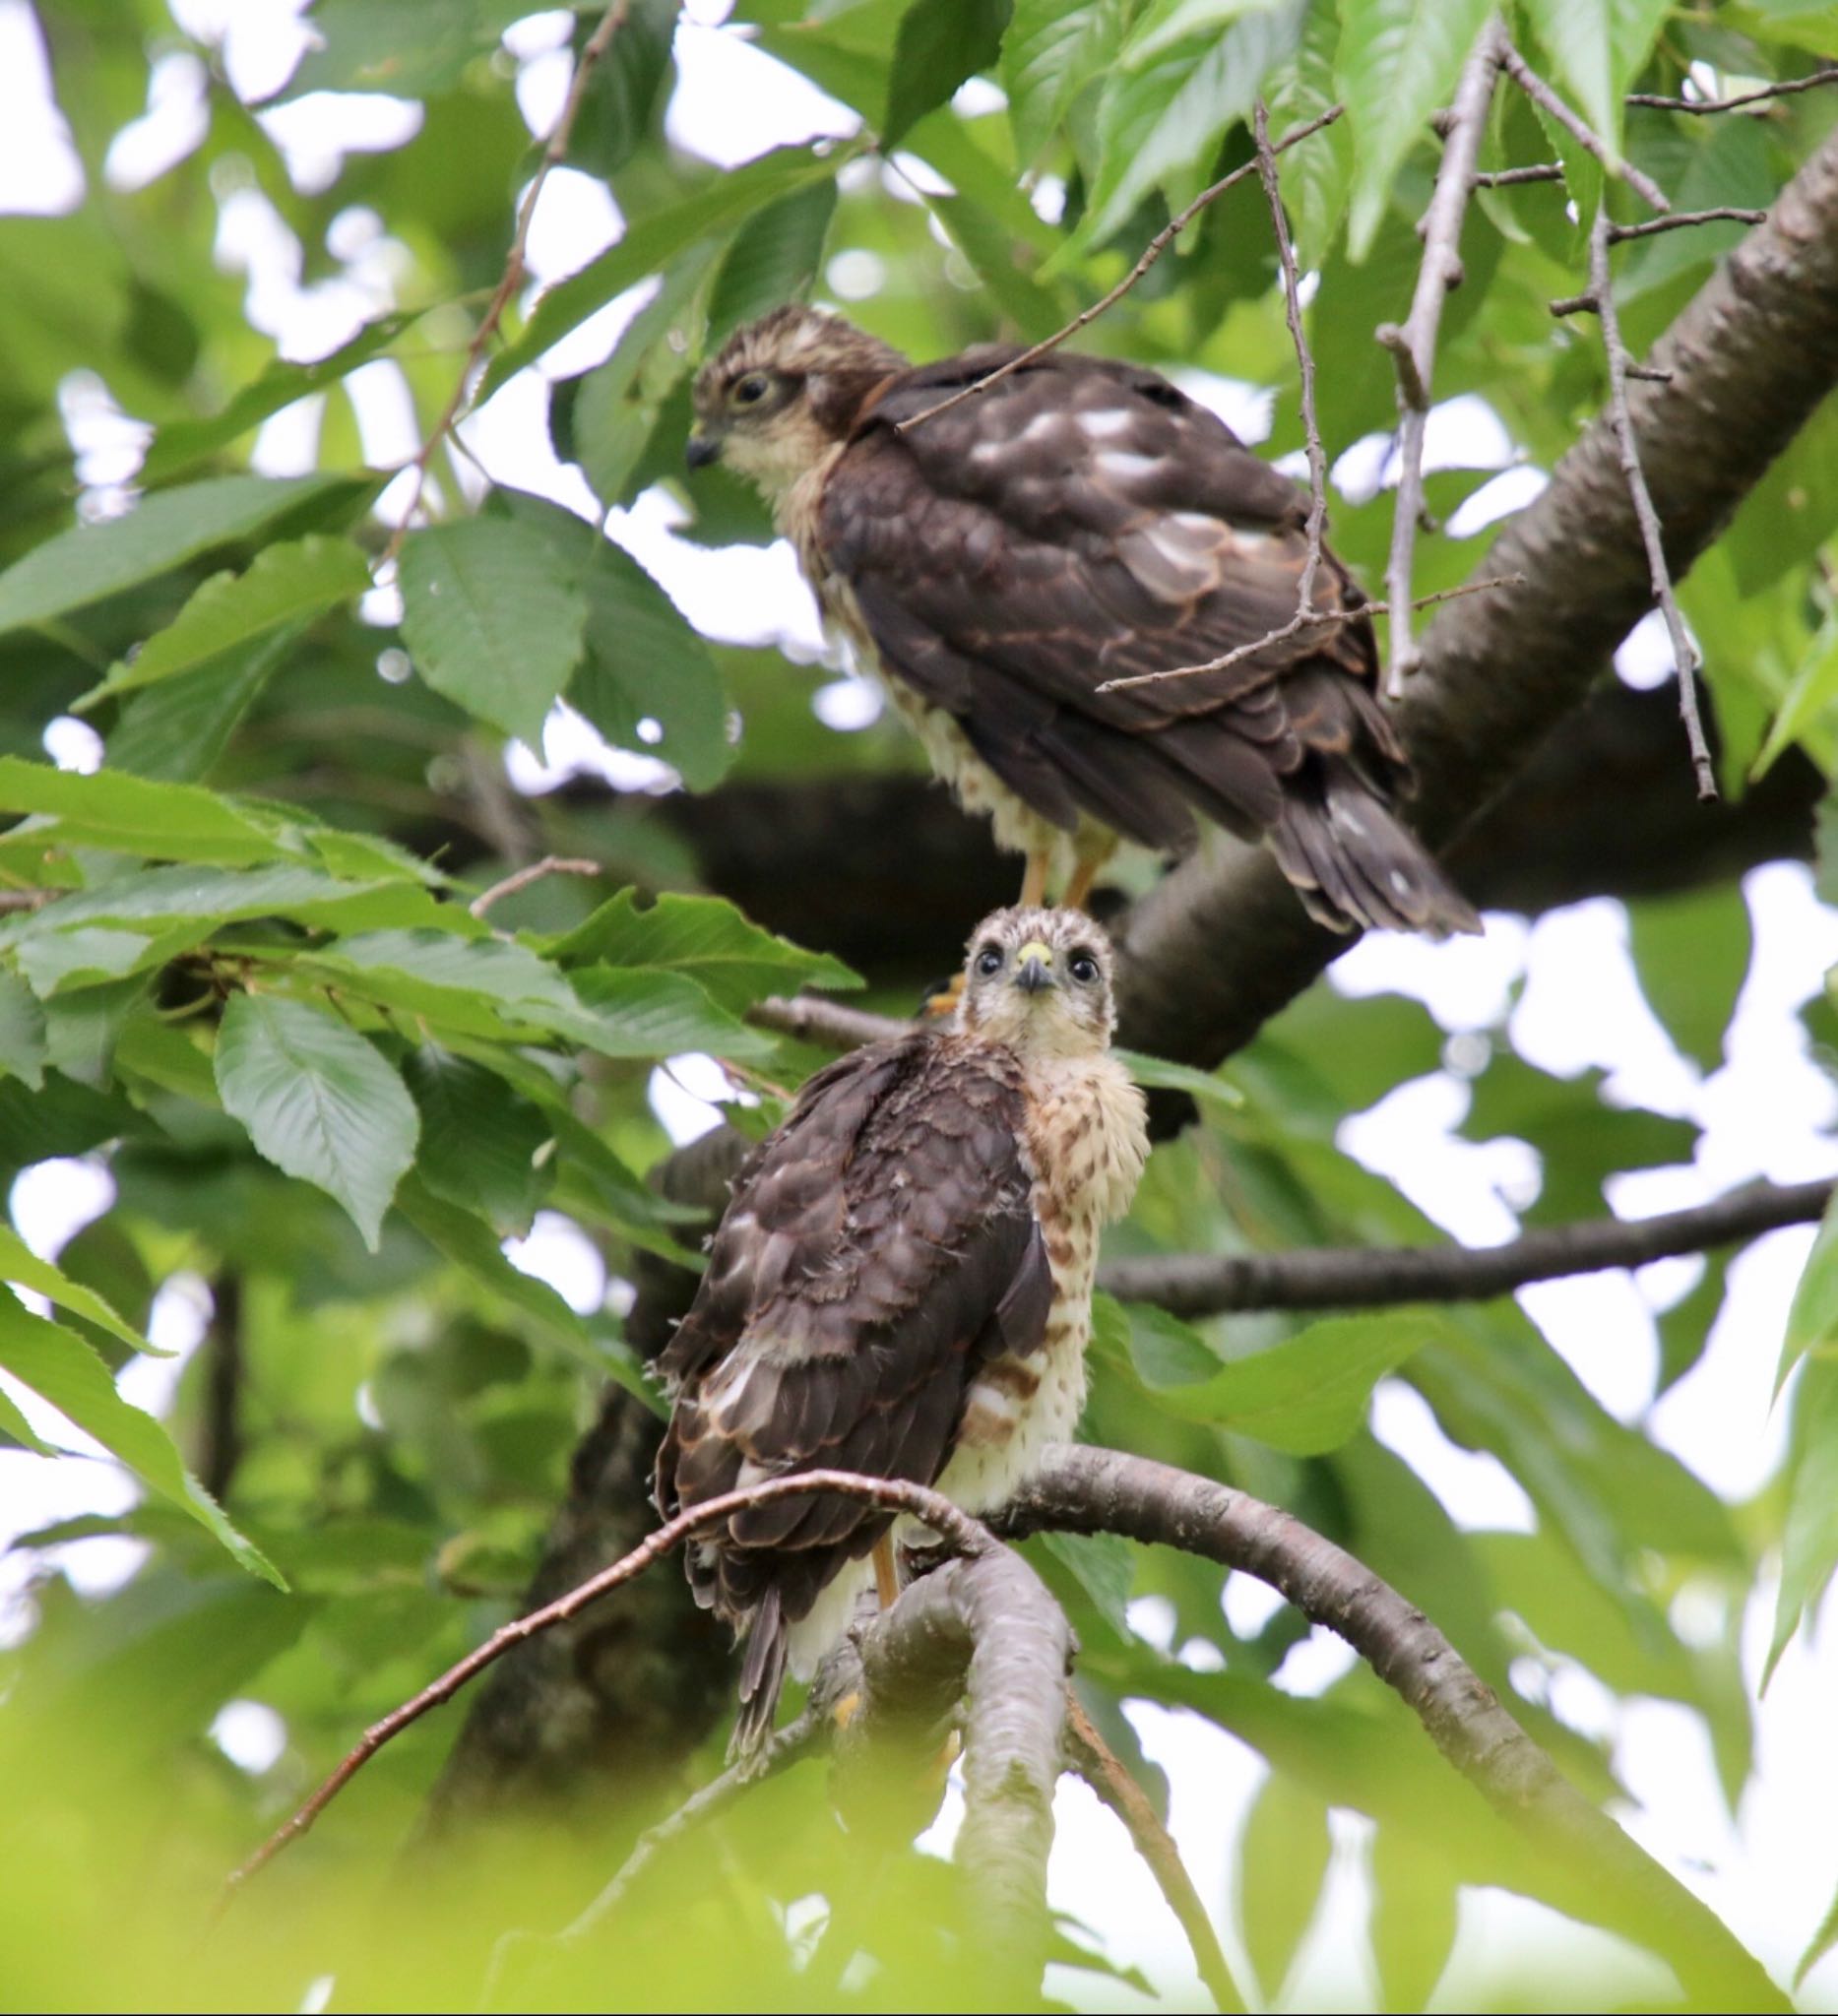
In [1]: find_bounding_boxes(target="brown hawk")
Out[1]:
[654,906,1148,1755]
[688,305,1478,936]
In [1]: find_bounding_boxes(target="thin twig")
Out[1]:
[1549,289,1598,318]
[1094,576,1524,695]
[1587,206,1717,798]
[749,994,911,1049]
[1473,162,1565,186]
[381,0,631,564]
[1500,42,1672,213]
[469,854,602,918]
[1253,100,1327,629]
[1378,16,1507,696]
[1607,206,1769,240]
[1097,1177,1832,1316]
[0,888,54,915]
[222,1470,992,1898]
[1628,67,1838,114]
[892,107,1344,437]
[1063,1691,1245,2013]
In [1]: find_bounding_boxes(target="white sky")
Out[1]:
[2,4,1837,2007]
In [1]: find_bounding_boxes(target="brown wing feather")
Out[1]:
[653,1030,1051,1746]
[821,347,1478,935]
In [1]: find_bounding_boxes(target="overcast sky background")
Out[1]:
[1,2,1837,2006]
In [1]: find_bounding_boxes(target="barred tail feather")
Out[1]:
[1272,769,1481,938]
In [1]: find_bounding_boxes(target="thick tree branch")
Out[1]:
[999,1445,1786,2013]
[1097,1178,1831,1317]
[1115,124,1838,1067]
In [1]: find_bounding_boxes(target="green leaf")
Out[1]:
[479,148,841,403]
[1766,1356,1838,1685]
[1131,1309,1443,1451]
[548,888,859,1008]
[279,0,539,96]
[0,1223,166,1356]
[139,311,422,484]
[1750,607,1838,781]
[0,757,292,867]
[1778,1190,1838,1396]
[566,0,678,178]
[1337,0,1493,260]
[0,473,364,637]
[884,0,1012,148]
[214,992,419,1250]
[1123,0,1282,67]
[1370,1827,1459,2011]
[1238,1770,1331,1997]
[569,965,778,1058]
[1122,1300,1225,1386]
[0,970,46,1088]
[1038,1529,1136,1643]
[924,194,1067,339]
[403,1044,553,1238]
[1522,0,1618,158]
[1003,0,1128,164]
[707,181,840,346]
[398,516,589,746]
[80,536,368,705]
[0,1377,54,1454]
[1114,1046,1243,1114]
[0,1291,283,1585]
[106,620,305,784]
[1797,1880,1838,1991]
[1626,884,1751,1074]
[1264,0,1353,262]
[1079,0,1302,250]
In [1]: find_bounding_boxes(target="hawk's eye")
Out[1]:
[975,945,1004,976]
[730,372,772,408]
[1067,950,1100,984]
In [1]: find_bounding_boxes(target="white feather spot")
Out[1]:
[1096,449,1162,482]
[1015,410,1063,445]
[1390,870,1412,896]
[1076,409,1136,441]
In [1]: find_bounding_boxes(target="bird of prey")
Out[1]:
[654,905,1149,1755]
[688,306,1478,937]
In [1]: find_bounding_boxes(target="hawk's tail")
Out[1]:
[729,1585,789,1763]
[1272,767,1481,938]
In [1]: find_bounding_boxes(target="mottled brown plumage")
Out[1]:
[654,908,1147,1754]
[690,307,1479,936]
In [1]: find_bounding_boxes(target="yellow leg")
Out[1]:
[1061,837,1117,913]
[1019,850,1050,910]
[872,1533,900,1610]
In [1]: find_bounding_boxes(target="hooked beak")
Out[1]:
[1015,940,1055,995]
[685,432,722,471]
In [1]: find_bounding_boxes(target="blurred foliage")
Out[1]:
[2,0,1837,2009]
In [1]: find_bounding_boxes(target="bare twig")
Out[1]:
[1586,207,1717,798]
[0,889,53,916]
[892,107,1344,438]
[1094,576,1524,695]
[1098,1177,1831,1317]
[468,854,602,918]
[1473,162,1565,187]
[748,993,911,1049]
[1000,1446,1786,2012]
[1549,289,1598,318]
[1628,67,1838,114]
[1253,100,1327,629]
[1499,42,1672,213]
[1607,206,1769,240]
[1063,1691,1244,2013]
[222,1469,993,1897]
[1379,17,1506,697]
[381,0,631,564]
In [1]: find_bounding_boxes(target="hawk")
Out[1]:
[688,306,1478,936]
[654,906,1148,1754]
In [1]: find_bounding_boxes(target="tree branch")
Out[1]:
[1499,43,1672,212]
[1378,15,1505,694]
[749,993,910,1048]
[1098,1178,1831,1317]
[1627,68,1838,115]
[1113,121,1838,1068]
[999,1445,1787,2013]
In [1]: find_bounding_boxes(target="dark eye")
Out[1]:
[731,373,771,407]
[976,945,1004,976]
[1068,950,1100,984]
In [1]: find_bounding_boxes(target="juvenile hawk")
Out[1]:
[654,906,1148,1754]
[688,306,1478,937]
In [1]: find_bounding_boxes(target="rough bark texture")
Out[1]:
[1000,1446,1786,2013]
[1114,127,1838,1066]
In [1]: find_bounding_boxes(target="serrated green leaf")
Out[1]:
[398,517,588,745]
[480,148,841,403]
[404,1044,553,1238]
[1338,0,1492,260]
[707,181,839,346]
[565,0,677,178]
[1003,0,1128,163]
[569,964,778,1058]
[1239,1770,1330,1997]
[1753,610,1838,781]
[80,536,367,705]
[1766,1356,1838,1685]
[1123,0,1281,67]
[0,1377,54,1454]
[548,887,859,1008]
[0,969,46,1088]
[214,992,419,1250]
[0,1223,164,1356]
[0,757,292,867]
[884,0,1012,147]
[0,1291,283,1585]
[1778,1190,1838,1395]
[0,473,365,637]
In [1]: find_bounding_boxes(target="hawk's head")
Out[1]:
[687,306,907,500]
[955,906,1118,1060]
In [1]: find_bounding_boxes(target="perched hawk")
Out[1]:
[688,306,1478,937]
[654,906,1149,1754]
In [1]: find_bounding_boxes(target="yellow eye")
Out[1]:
[730,373,772,408]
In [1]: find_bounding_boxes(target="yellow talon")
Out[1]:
[833,1689,864,1732]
